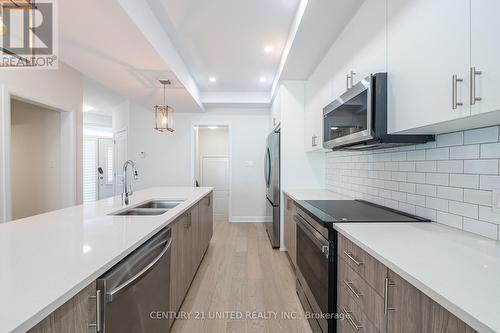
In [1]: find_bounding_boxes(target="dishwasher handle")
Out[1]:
[106,237,172,302]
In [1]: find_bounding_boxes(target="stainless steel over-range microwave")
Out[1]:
[322,73,434,150]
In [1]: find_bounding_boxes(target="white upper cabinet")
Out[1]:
[349,0,387,86]
[387,0,471,134]
[470,0,500,115]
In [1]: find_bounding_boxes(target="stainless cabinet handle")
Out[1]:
[343,280,364,298]
[88,289,101,332]
[452,74,464,109]
[207,196,211,206]
[384,278,396,314]
[342,306,363,331]
[343,250,363,266]
[470,67,482,105]
[346,73,351,90]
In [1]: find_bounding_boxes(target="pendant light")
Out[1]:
[154,79,174,132]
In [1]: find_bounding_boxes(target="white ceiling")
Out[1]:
[59,0,202,113]
[59,0,364,110]
[280,0,364,80]
[145,0,300,92]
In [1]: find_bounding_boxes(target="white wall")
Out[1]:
[11,100,62,219]
[0,62,83,222]
[123,104,270,221]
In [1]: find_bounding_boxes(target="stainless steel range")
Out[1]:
[294,200,429,333]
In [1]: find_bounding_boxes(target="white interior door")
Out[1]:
[201,156,229,219]
[98,138,114,199]
[114,130,128,196]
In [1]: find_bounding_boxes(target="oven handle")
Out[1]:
[294,214,330,258]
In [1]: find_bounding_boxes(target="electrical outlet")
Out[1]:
[493,189,500,213]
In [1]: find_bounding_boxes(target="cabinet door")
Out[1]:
[199,193,213,252]
[170,215,189,315]
[387,270,476,333]
[350,0,387,84]
[189,204,200,278]
[471,0,500,115]
[28,281,97,332]
[284,196,297,266]
[387,0,470,133]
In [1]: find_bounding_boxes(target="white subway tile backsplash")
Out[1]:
[478,206,500,224]
[398,161,416,172]
[407,194,426,206]
[463,218,498,239]
[426,173,449,186]
[426,148,450,160]
[325,125,500,240]
[448,201,478,219]
[449,174,479,189]
[416,184,437,196]
[437,160,463,173]
[480,142,500,159]
[437,186,463,201]
[426,197,449,212]
[449,145,480,160]
[407,150,426,161]
[416,161,437,172]
[464,189,492,206]
[407,172,426,184]
[464,159,498,175]
[479,175,500,191]
[436,211,463,229]
[437,132,463,147]
[463,126,498,144]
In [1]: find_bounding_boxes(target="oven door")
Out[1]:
[295,214,331,333]
[323,75,374,149]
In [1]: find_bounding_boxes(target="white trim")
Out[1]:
[191,122,233,221]
[1,88,77,222]
[229,216,272,223]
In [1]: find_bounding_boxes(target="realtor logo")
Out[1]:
[0,0,58,69]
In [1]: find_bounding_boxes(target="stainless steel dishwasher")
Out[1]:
[96,227,172,333]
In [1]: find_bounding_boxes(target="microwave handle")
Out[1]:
[294,214,330,256]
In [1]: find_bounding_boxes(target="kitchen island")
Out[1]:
[0,187,213,333]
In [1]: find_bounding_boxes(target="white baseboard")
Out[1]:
[229,216,272,223]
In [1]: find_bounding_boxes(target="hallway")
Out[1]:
[171,220,312,333]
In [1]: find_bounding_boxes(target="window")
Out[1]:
[83,138,97,202]
[106,146,113,184]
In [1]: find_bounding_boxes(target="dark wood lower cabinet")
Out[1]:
[336,233,477,333]
[387,270,476,333]
[28,281,97,333]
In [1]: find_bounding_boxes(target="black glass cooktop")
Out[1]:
[296,199,430,224]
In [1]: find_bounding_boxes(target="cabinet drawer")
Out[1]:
[339,258,386,332]
[338,234,387,296]
[338,283,381,333]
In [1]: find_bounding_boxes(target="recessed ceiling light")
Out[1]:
[209,77,216,83]
[264,45,273,53]
[207,126,218,130]
[259,77,267,83]
[83,105,94,112]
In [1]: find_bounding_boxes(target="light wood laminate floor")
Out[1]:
[171,219,313,333]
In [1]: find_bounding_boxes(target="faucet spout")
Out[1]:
[122,160,139,206]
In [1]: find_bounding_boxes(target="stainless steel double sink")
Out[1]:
[111,199,185,216]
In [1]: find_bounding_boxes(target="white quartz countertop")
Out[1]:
[283,188,352,201]
[0,187,212,333]
[334,222,500,333]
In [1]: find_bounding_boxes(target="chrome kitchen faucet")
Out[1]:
[122,160,139,205]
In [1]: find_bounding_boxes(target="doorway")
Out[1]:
[10,99,62,219]
[194,125,230,220]
[83,134,114,202]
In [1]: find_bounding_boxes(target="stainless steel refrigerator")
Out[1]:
[264,128,280,248]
